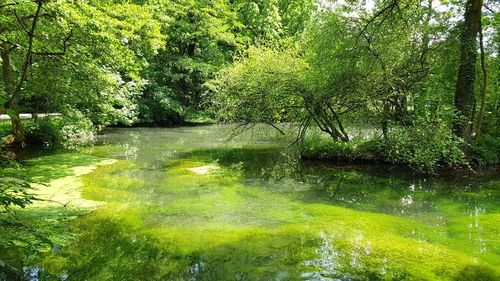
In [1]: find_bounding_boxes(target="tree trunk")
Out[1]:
[474,15,487,139]
[0,0,44,145]
[453,0,482,141]
[1,46,24,145]
[394,95,411,125]
[7,109,25,144]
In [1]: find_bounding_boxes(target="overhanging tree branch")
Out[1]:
[33,31,72,56]
[5,0,43,108]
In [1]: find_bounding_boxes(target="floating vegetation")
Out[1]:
[3,127,499,280]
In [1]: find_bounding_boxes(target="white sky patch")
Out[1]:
[318,0,375,13]
[316,0,498,54]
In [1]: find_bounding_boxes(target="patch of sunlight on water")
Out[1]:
[188,165,220,175]
[30,159,117,209]
[12,125,500,281]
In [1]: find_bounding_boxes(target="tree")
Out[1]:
[0,0,47,144]
[1,0,164,144]
[21,0,163,128]
[138,0,318,125]
[454,0,483,141]
[139,0,241,125]
[210,45,307,131]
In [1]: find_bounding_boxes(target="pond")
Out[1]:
[14,126,500,280]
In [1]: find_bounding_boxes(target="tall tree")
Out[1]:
[454,0,483,141]
[1,0,48,144]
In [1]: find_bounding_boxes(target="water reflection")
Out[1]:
[11,126,499,280]
[302,233,341,280]
[302,232,391,281]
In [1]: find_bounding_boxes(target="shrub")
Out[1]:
[472,134,500,166]
[301,122,468,172]
[301,131,381,162]
[472,109,500,166]
[380,123,467,171]
[26,111,95,149]
[0,121,11,138]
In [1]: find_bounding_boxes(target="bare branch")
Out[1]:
[266,122,285,135]
[13,10,32,36]
[33,31,72,56]
[483,4,496,13]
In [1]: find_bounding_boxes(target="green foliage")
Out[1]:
[473,107,500,165]
[26,113,95,150]
[0,177,32,211]
[0,121,11,138]
[211,2,499,168]
[381,123,468,171]
[473,134,500,166]
[301,120,469,172]
[303,11,374,108]
[0,158,35,279]
[137,0,318,125]
[301,132,381,162]
[210,45,308,124]
[17,1,161,128]
[2,0,163,139]
[139,0,241,125]
[0,160,33,212]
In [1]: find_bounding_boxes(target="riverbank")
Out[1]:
[300,129,500,173]
[2,119,499,173]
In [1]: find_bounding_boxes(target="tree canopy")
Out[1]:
[0,0,498,167]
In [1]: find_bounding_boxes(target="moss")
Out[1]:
[3,127,500,280]
[41,149,498,280]
[25,153,107,184]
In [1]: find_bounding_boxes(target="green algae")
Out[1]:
[4,126,500,280]
[0,152,119,280]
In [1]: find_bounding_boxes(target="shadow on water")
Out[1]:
[5,127,500,281]
[177,147,500,217]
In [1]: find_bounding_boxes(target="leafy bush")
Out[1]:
[209,45,308,124]
[472,107,500,166]
[26,111,95,149]
[0,121,11,138]
[301,133,381,162]
[302,122,468,172]
[136,87,184,126]
[472,134,500,165]
[379,123,467,171]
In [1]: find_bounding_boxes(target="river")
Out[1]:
[13,126,500,280]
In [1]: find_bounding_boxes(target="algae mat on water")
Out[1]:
[9,127,500,280]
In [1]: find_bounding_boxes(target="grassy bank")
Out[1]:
[300,126,500,173]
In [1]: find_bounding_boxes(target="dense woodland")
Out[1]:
[0,0,498,166]
[0,0,499,279]
[0,0,498,170]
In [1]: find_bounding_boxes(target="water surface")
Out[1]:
[19,126,500,280]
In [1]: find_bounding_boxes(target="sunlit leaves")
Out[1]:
[210,45,308,124]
